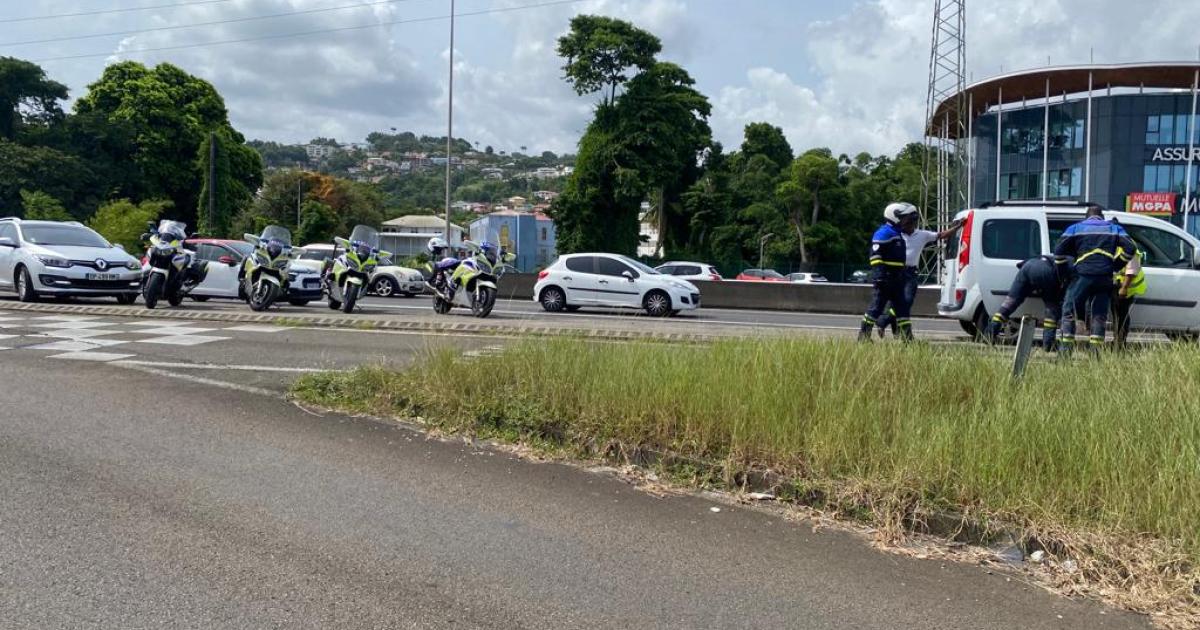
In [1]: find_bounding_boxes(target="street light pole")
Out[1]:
[443,0,455,244]
[759,232,774,272]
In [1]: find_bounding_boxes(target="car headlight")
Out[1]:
[36,255,70,268]
[125,260,141,270]
[410,273,423,282]
[668,280,691,291]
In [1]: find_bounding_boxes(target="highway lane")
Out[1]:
[0,341,1146,629]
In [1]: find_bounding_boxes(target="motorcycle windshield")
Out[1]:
[259,225,292,246]
[157,220,187,240]
[348,225,380,250]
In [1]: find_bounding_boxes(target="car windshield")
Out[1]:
[618,256,659,275]
[299,249,331,261]
[22,224,109,248]
[762,270,784,279]
[226,241,254,257]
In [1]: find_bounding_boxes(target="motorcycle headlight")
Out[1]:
[36,255,70,268]
[266,242,283,258]
[155,242,175,252]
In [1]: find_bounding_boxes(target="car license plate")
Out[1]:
[86,273,119,281]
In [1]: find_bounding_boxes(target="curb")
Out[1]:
[0,301,726,344]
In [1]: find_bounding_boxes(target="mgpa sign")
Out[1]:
[1151,147,1200,161]
[1126,192,1176,216]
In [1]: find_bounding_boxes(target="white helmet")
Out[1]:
[884,202,918,224]
[426,236,448,255]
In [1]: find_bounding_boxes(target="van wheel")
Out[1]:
[958,320,978,337]
[973,309,991,343]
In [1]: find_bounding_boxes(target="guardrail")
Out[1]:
[497,274,941,317]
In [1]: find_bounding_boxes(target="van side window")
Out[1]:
[1124,224,1194,268]
[981,219,1041,260]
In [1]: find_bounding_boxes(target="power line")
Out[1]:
[33,0,584,63]
[0,0,233,24]
[2,0,436,48]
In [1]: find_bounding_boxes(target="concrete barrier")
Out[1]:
[499,273,941,317]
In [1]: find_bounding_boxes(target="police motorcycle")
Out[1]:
[426,239,515,318]
[240,225,303,312]
[324,224,392,314]
[140,219,207,310]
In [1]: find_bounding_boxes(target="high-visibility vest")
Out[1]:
[1114,252,1147,297]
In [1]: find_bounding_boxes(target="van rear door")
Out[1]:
[974,214,1043,316]
[939,210,972,309]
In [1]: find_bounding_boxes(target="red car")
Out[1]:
[735,269,787,282]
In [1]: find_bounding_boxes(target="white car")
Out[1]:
[0,218,143,303]
[296,243,425,297]
[786,272,828,283]
[655,261,723,281]
[534,253,700,316]
[939,200,1200,340]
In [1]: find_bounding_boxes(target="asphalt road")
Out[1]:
[0,310,1147,629]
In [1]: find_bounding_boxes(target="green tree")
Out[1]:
[87,198,171,252]
[19,189,72,221]
[0,141,97,217]
[740,122,793,173]
[197,129,264,237]
[0,57,68,140]
[73,61,261,229]
[234,170,386,243]
[295,199,339,245]
[776,148,844,263]
[556,15,661,104]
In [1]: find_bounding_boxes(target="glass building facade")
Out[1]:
[970,93,1200,233]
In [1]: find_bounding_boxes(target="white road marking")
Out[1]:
[49,351,136,362]
[117,319,196,327]
[26,339,128,352]
[114,359,324,373]
[27,320,115,330]
[35,315,105,322]
[36,328,124,339]
[133,334,230,346]
[114,363,279,397]
[224,324,287,333]
[124,326,221,335]
[0,334,16,340]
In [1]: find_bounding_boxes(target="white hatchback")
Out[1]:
[535,253,700,316]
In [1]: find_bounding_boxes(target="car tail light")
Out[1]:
[955,289,966,307]
[537,270,549,280]
[710,274,721,281]
[957,210,974,273]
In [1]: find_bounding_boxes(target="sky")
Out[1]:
[6,0,1200,157]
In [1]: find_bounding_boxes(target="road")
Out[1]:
[0,308,1147,628]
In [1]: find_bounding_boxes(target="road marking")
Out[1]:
[224,324,288,333]
[49,351,136,362]
[0,334,16,340]
[114,359,324,373]
[36,328,124,339]
[27,320,114,330]
[114,363,279,397]
[35,315,105,322]
[117,319,196,327]
[26,339,128,352]
[133,335,230,346]
[124,326,221,335]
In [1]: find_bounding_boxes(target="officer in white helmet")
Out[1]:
[424,236,460,299]
[859,203,912,341]
[875,203,964,337]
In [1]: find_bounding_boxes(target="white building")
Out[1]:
[304,144,342,160]
[379,215,465,258]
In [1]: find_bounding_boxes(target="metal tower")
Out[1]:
[921,0,967,276]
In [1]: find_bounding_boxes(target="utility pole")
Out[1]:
[444,0,455,244]
[759,232,774,272]
[297,176,303,232]
[207,131,217,235]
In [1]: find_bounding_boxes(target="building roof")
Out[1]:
[930,62,1200,138]
[381,214,465,231]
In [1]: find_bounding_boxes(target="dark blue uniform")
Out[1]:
[859,222,911,341]
[987,255,1074,349]
[1053,216,1135,350]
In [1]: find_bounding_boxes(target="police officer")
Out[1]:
[986,255,1075,350]
[876,207,964,337]
[858,203,912,341]
[1053,205,1137,354]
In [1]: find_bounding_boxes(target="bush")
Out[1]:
[87,199,171,252]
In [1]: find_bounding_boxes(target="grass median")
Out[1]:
[292,337,1200,621]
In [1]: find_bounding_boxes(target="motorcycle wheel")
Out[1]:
[341,285,358,313]
[143,273,164,310]
[471,286,496,318]
[248,280,277,312]
[327,298,342,310]
[167,290,184,307]
[433,296,451,314]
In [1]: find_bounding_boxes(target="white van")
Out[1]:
[938,200,1200,340]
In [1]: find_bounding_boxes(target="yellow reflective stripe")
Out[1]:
[991,314,1004,323]
[870,260,905,267]
[1076,248,1116,263]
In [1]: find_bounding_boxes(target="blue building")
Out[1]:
[934,62,1200,235]
[469,211,556,272]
